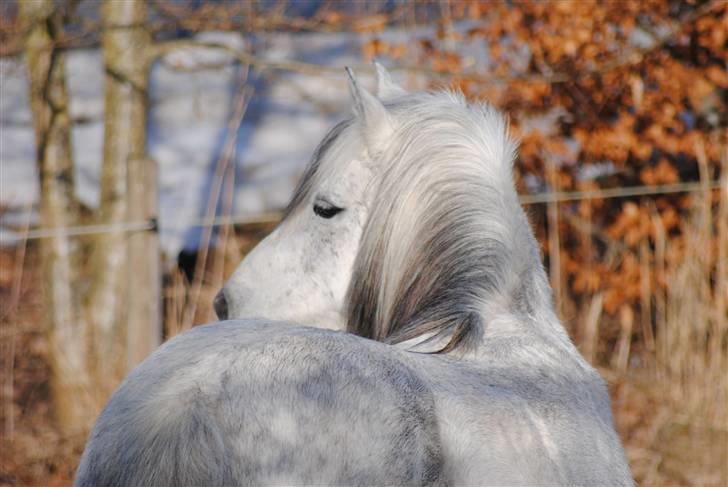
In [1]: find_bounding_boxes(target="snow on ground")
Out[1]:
[0,31,383,255]
[0,25,505,256]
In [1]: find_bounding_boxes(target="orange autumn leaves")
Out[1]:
[359,1,724,317]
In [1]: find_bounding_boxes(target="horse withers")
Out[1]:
[76,65,632,486]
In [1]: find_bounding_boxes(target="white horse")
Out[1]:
[76,65,632,486]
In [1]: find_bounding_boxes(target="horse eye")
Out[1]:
[313,202,344,219]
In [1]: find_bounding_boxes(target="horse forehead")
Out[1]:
[322,156,374,196]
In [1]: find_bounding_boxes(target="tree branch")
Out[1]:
[147,0,724,85]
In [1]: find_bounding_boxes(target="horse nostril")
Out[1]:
[213,291,229,320]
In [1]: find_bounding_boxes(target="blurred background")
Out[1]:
[0,0,726,485]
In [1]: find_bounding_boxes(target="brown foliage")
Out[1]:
[462,0,726,320]
[1,1,726,485]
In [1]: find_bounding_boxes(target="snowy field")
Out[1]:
[0,30,419,256]
[1,21,633,257]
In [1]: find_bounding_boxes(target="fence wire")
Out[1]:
[0,180,722,243]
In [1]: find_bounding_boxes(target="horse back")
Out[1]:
[75,321,443,486]
[409,338,633,486]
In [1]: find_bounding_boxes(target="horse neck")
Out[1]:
[433,204,578,360]
[349,98,578,360]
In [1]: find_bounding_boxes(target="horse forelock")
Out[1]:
[346,92,543,352]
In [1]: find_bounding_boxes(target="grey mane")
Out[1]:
[346,92,559,352]
[279,90,564,353]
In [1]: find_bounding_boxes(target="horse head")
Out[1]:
[214,65,400,329]
[217,65,559,354]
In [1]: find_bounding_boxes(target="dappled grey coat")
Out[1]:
[76,65,632,486]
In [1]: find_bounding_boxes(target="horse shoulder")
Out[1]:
[76,322,444,487]
[407,337,632,486]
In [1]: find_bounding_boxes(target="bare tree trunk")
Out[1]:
[19,0,94,435]
[86,0,159,388]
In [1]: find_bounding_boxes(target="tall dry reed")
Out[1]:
[655,142,727,427]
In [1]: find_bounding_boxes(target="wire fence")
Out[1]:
[1,179,722,243]
[1,1,723,245]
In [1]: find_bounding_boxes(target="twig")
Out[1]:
[612,305,634,373]
[151,37,573,83]
[209,159,236,310]
[2,206,31,438]
[713,143,727,383]
[582,292,604,363]
[141,0,723,84]
[182,73,253,327]
[4,0,722,87]
[545,155,562,312]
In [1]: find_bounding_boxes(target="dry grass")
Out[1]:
[162,222,277,338]
[607,193,728,485]
[600,147,728,486]
[1,172,726,485]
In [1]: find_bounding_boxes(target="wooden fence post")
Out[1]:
[126,157,161,368]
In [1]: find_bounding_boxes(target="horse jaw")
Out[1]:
[221,221,355,331]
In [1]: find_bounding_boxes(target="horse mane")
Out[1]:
[346,91,556,352]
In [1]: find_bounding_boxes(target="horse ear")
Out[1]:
[374,62,406,101]
[346,67,393,154]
